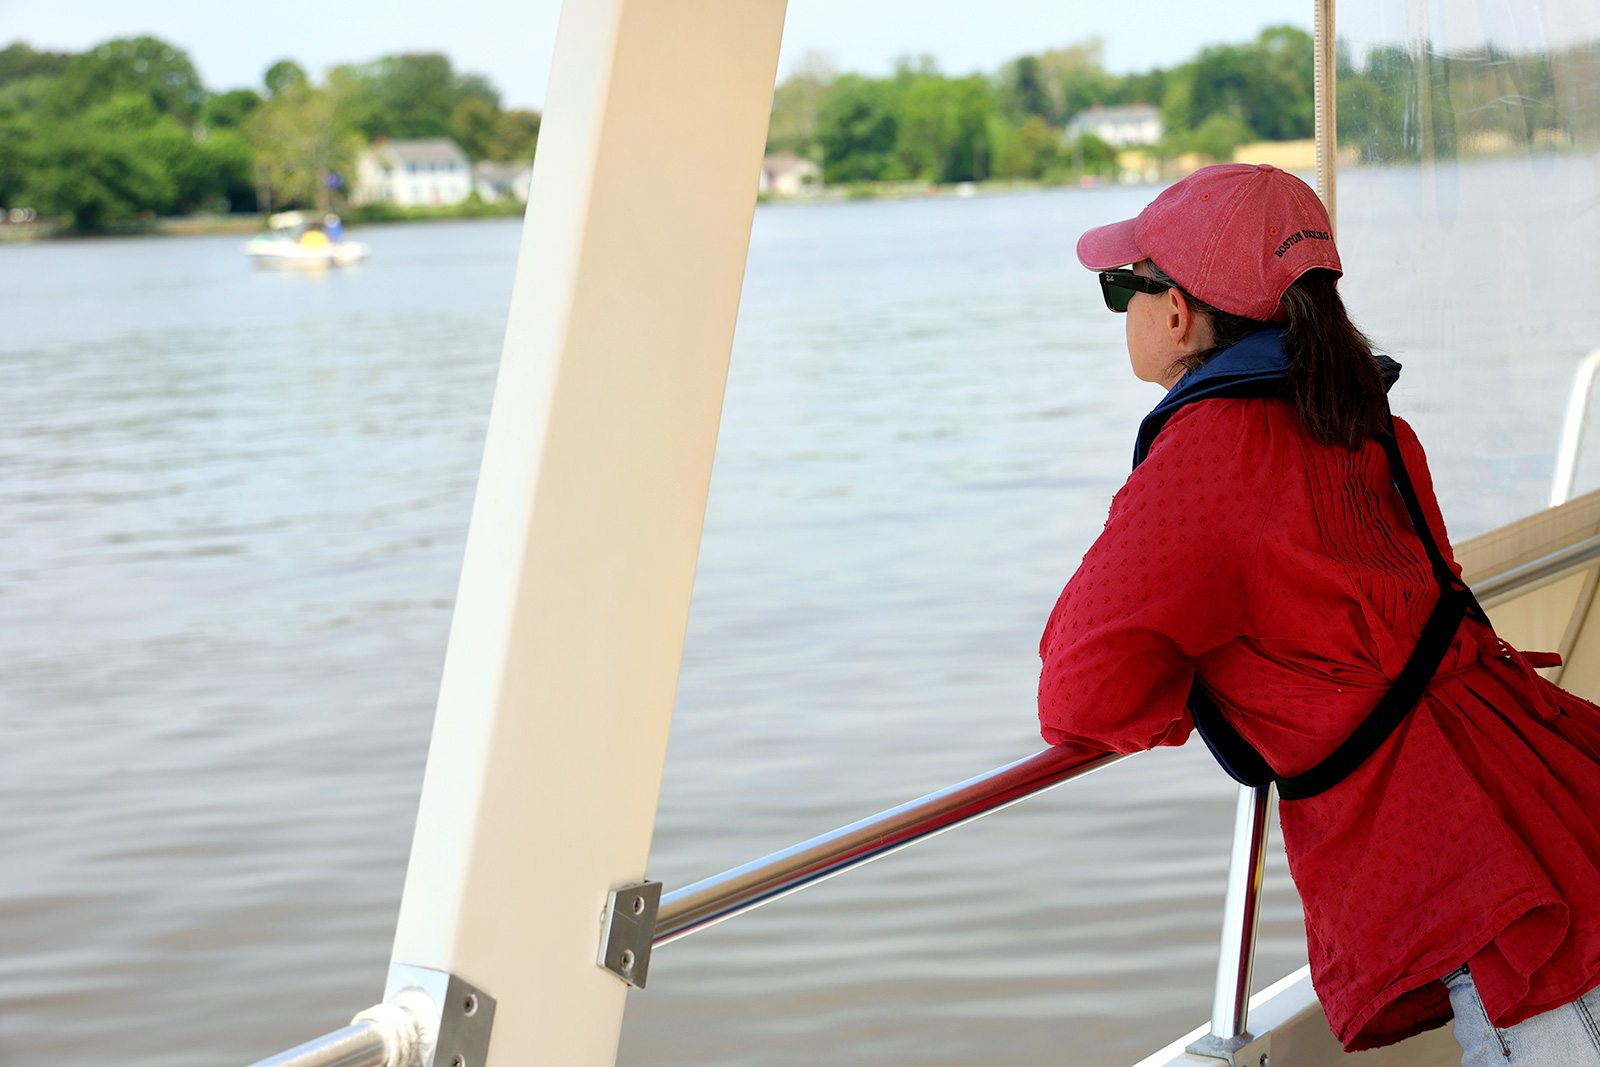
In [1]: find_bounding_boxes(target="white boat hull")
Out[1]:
[1136,968,1459,1067]
[244,239,369,269]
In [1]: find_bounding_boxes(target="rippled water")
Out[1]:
[1,168,1594,1066]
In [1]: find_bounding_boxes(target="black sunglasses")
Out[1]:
[1098,270,1172,313]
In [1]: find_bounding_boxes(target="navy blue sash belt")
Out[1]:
[1187,425,1489,800]
[1131,332,1489,800]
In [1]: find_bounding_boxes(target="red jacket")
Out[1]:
[1038,396,1600,1050]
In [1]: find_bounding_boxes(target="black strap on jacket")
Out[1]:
[1189,418,1491,801]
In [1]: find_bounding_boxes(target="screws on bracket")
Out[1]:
[600,880,661,988]
[381,966,493,1067]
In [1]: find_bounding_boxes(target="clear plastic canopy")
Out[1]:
[1334,0,1600,535]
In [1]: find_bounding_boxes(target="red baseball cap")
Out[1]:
[1075,163,1341,321]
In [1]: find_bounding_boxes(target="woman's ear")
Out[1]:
[1166,288,1212,355]
[1166,287,1192,343]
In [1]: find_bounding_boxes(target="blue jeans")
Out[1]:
[1446,968,1600,1066]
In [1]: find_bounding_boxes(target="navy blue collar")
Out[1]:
[1132,328,1402,468]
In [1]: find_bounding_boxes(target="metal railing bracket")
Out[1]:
[1185,1030,1270,1067]
[599,881,662,988]
[382,963,497,1067]
[242,965,495,1067]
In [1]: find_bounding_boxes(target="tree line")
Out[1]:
[770,26,1600,186]
[769,26,1317,185]
[0,27,1317,228]
[0,38,541,229]
[15,27,1576,230]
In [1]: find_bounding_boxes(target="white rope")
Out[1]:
[352,987,436,1067]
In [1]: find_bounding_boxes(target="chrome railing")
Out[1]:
[1551,347,1600,508]
[654,744,1124,945]
[1213,786,1273,1039]
[248,517,1600,1067]
[1186,784,1275,1064]
[248,745,1126,1067]
[245,1023,387,1067]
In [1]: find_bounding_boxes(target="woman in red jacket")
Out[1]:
[1038,163,1600,1065]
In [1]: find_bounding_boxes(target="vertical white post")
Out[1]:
[388,1,787,1064]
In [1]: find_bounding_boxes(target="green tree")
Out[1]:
[456,72,501,111]
[138,113,255,213]
[1018,114,1062,176]
[0,109,35,208]
[1066,131,1117,176]
[892,70,995,181]
[21,133,172,227]
[20,95,178,227]
[949,76,997,180]
[815,74,899,182]
[2,50,257,222]
[1045,39,1122,124]
[341,54,522,158]
[1166,26,1314,144]
[767,51,834,155]
[895,75,958,178]
[246,79,361,213]
[80,93,249,214]
[1004,55,1052,120]
[450,94,498,160]
[1185,111,1255,160]
[1116,69,1169,113]
[47,37,205,124]
[0,42,70,88]
[343,53,460,139]
[264,59,308,97]
[988,113,1063,179]
[202,88,261,130]
[485,109,540,161]
[189,128,257,211]
[0,65,59,116]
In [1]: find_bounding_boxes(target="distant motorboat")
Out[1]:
[245,211,368,270]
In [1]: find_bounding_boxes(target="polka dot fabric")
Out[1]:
[1038,398,1600,1051]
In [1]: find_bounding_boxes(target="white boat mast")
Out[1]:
[1313,0,1338,233]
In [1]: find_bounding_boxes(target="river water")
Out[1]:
[1,168,1596,1066]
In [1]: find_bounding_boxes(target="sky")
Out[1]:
[0,0,1310,111]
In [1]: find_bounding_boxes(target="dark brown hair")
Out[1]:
[1149,262,1390,449]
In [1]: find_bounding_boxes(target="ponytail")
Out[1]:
[1278,269,1389,449]
[1148,263,1390,450]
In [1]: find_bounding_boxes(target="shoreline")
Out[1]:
[0,145,1323,242]
[8,140,1548,240]
[0,203,529,243]
[0,181,1098,242]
